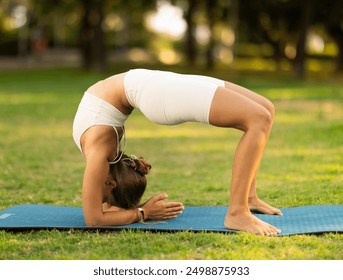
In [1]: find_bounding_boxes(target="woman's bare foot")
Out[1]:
[248,197,283,215]
[224,210,281,236]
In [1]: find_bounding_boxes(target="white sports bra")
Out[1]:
[72,92,128,163]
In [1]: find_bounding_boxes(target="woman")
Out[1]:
[73,69,282,236]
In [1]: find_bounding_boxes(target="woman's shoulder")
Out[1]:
[82,126,118,161]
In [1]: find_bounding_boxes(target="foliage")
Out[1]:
[0,0,342,74]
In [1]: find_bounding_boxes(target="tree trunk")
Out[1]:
[294,0,311,79]
[205,0,216,69]
[328,27,343,73]
[335,37,343,73]
[259,27,285,71]
[79,0,107,72]
[184,0,197,66]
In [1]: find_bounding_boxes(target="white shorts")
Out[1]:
[124,69,225,125]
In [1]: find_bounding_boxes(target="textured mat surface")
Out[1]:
[0,204,342,236]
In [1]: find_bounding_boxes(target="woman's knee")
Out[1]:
[247,106,273,134]
[253,94,275,120]
[263,99,275,120]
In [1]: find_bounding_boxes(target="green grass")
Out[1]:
[0,66,342,260]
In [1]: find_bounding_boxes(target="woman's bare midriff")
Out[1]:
[86,72,133,115]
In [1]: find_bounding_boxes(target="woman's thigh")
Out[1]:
[209,86,271,131]
[224,81,274,116]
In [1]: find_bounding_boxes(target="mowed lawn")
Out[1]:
[0,67,342,260]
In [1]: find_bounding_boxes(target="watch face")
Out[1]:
[138,208,145,221]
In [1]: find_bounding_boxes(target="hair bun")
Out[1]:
[122,155,151,176]
[135,157,152,175]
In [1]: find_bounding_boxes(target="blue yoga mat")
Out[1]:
[0,204,342,236]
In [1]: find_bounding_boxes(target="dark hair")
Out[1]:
[108,154,151,209]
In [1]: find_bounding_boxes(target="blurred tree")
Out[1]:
[176,0,233,69]
[182,0,198,66]
[205,0,216,69]
[30,0,79,48]
[240,0,315,78]
[0,0,32,57]
[112,0,157,49]
[242,1,291,62]
[204,0,233,69]
[2,0,342,75]
[294,0,312,79]
[315,0,343,73]
[79,0,107,72]
[25,0,157,71]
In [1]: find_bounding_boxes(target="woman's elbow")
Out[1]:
[84,214,103,227]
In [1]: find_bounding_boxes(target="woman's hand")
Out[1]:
[142,193,184,221]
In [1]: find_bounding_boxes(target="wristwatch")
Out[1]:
[137,207,145,222]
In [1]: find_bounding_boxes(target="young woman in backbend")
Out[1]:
[72,69,282,236]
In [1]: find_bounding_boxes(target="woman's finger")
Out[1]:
[150,193,168,203]
[164,202,184,209]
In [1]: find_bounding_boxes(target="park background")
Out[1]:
[0,0,342,259]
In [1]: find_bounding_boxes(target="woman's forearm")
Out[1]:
[86,208,139,227]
